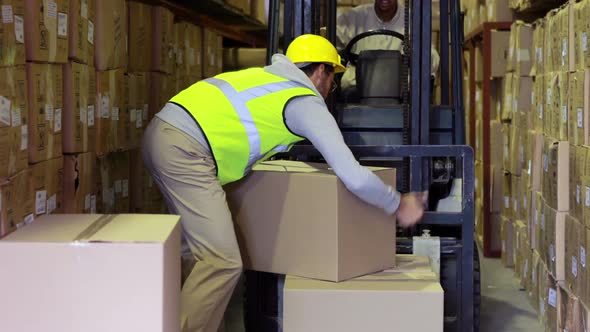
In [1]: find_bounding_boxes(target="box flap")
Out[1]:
[255,160,393,174]
[1,214,180,244]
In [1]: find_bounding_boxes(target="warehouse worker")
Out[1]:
[336,0,440,99]
[142,34,426,332]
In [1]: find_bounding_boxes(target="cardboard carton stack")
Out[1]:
[463,0,515,36]
[485,2,590,330]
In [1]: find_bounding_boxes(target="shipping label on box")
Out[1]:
[69,0,94,64]
[0,0,25,66]
[63,62,95,154]
[128,1,152,72]
[27,63,63,164]
[24,0,69,63]
[0,66,28,178]
[63,152,97,213]
[151,6,174,74]
[31,156,63,217]
[95,0,127,71]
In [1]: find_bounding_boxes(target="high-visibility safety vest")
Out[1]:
[169,68,318,185]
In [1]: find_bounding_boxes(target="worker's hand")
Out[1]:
[395,192,427,228]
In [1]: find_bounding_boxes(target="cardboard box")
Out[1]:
[544,10,558,74]
[558,284,580,332]
[174,22,202,81]
[69,0,94,64]
[568,70,585,146]
[151,6,174,74]
[531,19,544,77]
[63,61,96,153]
[502,171,512,219]
[539,263,558,330]
[491,78,503,120]
[0,213,181,332]
[507,21,533,77]
[24,0,69,63]
[0,66,28,178]
[203,28,223,78]
[149,71,173,119]
[27,63,63,164]
[223,47,267,71]
[63,152,97,213]
[225,160,397,282]
[542,202,566,281]
[545,73,557,137]
[490,30,510,78]
[0,169,34,237]
[530,250,541,310]
[501,73,513,121]
[31,156,63,217]
[514,220,526,279]
[283,257,443,332]
[564,215,584,296]
[542,137,569,212]
[508,124,523,176]
[129,149,167,214]
[553,71,569,142]
[557,5,571,73]
[586,70,590,146]
[512,76,533,115]
[128,1,152,72]
[96,68,127,155]
[528,131,544,192]
[95,0,127,70]
[502,123,510,172]
[501,216,514,267]
[0,1,26,66]
[97,151,129,214]
[127,72,149,149]
[486,0,513,22]
[533,75,545,132]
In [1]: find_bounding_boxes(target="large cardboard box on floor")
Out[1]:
[0,169,34,237]
[63,152,97,213]
[225,160,397,282]
[203,28,223,78]
[283,255,443,332]
[63,61,96,153]
[94,0,127,70]
[27,63,63,164]
[31,156,63,217]
[69,0,94,64]
[127,1,152,72]
[151,6,174,74]
[0,1,25,66]
[0,213,181,332]
[0,66,28,179]
[96,68,127,155]
[24,0,69,63]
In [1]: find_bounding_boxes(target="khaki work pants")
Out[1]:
[142,118,243,332]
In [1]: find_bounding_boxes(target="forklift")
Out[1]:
[243,0,480,331]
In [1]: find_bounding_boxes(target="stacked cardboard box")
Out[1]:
[463,0,515,36]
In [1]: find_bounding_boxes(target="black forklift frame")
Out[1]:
[261,0,475,331]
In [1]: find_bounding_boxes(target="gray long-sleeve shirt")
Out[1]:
[155,54,401,215]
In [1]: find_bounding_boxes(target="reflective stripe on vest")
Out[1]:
[203,77,308,173]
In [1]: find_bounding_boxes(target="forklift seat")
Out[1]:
[355,49,403,105]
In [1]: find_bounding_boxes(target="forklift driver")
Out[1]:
[142,34,427,332]
[336,0,440,100]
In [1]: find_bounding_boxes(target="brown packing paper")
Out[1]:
[0,1,26,66]
[128,1,152,72]
[27,63,63,164]
[63,152,97,213]
[225,160,397,282]
[94,0,127,70]
[63,62,95,154]
[0,66,28,179]
[24,0,69,63]
[31,156,63,218]
[0,213,181,332]
[68,0,94,64]
[151,6,174,74]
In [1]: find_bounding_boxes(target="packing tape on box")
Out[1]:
[74,214,117,241]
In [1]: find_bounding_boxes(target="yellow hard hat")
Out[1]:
[285,34,346,73]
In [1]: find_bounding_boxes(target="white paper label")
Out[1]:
[578,109,583,128]
[476,91,481,102]
[504,143,509,158]
[24,214,34,224]
[176,48,183,64]
[136,110,143,128]
[80,107,87,124]
[88,20,94,44]
[548,288,557,308]
[111,107,119,121]
[2,5,13,23]
[47,1,57,18]
[122,179,129,198]
[524,195,528,209]
[81,0,88,19]
[550,244,555,262]
[539,104,543,119]
[586,187,590,207]
[583,33,588,52]
[188,47,195,65]
[541,213,545,229]
[581,246,586,268]
[14,15,23,43]
[90,194,96,213]
[540,299,545,315]
[528,160,532,175]
[35,190,47,215]
[475,178,478,190]
[101,95,110,119]
[531,92,535,105]
[85,194,91,210]
[0,96,11,125]
[513,99,518,113]
[504,196,510,209]
[143,105,148,120]
[534,211,539,225]
[47,195,56,213]
[45,104,53,122]
[543,154,549,172]
[209,53,215,66]
[513,198,518,212]
[54,108,62,132]
[547,89,552,105]
[130,109,137,123]
[573,256,578,277]
[88,105,95,127]
[115,180,122,194]
[562,106,567,122]
[577,185,581,204]
[21,125,27,150]
[11,108,20,127]
[57,12,68,37]
[524,259,529,276]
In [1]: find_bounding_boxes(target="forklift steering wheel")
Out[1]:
[342,29,405,67]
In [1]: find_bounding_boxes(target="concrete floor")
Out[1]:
[221,255,544,332]
[480,255,543,332]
